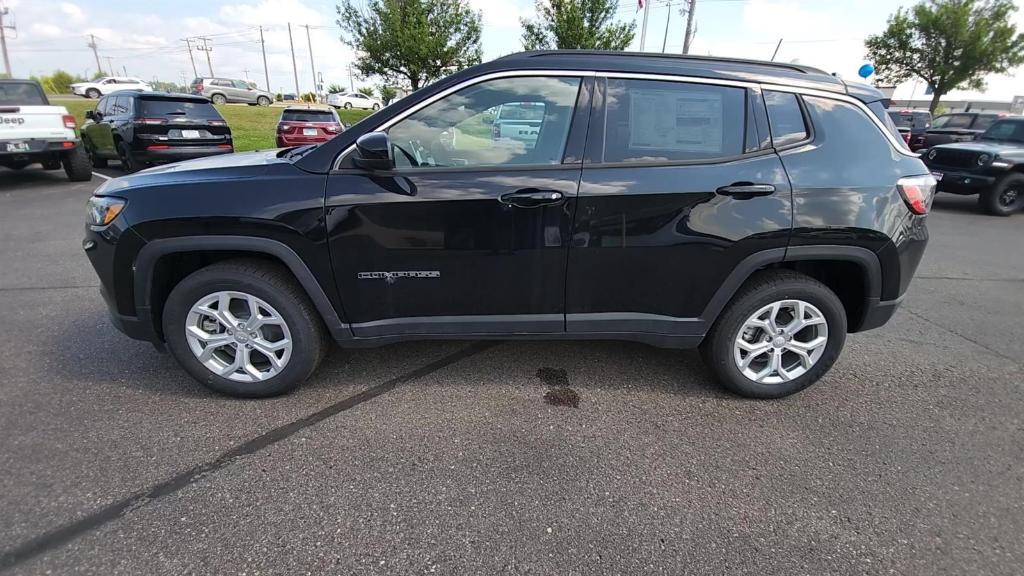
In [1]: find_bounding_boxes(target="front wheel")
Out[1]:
[257,96,271,106]
[700,270,847,399]
[343,102,352,109]
[162,260,329,397]
[86,88,100,99]
[979,174,1024,216]
[372,103,380,111]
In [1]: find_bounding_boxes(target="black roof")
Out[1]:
[107,90,209,102]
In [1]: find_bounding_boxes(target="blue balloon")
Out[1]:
[858,63,875,79]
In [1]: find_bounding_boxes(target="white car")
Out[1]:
[71,77,153,99]
[327,92,382,110]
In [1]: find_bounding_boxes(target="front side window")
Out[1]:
[764,90,809,147]
[603,78,745,163]
[386,76,581,169]
[233,80,250,89]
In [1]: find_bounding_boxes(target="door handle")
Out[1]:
[499,188,564,208]
[715,183,776,197]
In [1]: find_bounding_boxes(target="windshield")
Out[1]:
[139,98,222,119]
[0,82,47,105]
[979,120,1024,143]
[281,110,337,122]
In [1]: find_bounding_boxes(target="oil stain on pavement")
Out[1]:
[537,367,580,408]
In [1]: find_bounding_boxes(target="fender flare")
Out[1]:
[697,245,882,325]
[134,235,351,341]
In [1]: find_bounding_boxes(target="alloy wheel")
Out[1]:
[999,186,1020,209]
[184,291,293,383]
[733,299,829,385]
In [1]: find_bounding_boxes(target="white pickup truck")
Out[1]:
[0,79,92,181]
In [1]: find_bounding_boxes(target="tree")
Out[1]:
[357,85,375,97]
[336,0,482,91]
[378,85,398,105]
[521,0,635,50]
[865,0,1024,113]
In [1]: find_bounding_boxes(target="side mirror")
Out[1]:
[354,131,393,171]
[85,110,95,120]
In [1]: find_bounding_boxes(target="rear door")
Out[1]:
[566,76,792,340]
[326,74,591,337]
[231,79,256,103]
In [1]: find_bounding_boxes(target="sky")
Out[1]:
[4,0,1024,102]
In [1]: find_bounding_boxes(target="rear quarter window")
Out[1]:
[764,91,809,147]
[139,99,223,119]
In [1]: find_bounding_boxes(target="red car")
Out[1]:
[275,107,344,147]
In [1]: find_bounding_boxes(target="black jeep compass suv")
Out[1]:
[83,51,932,399]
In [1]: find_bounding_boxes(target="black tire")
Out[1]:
[700,269,847,399]
[978,173,1024,216]
[86,88,101,99]
[211,93,227,105]
[117,141,141,173]
[257,96,271,106]
[62,146,93,181]
[372,103,380,111]
[162,260,329,398]
[343,102,352,109]
[87,144,108,168]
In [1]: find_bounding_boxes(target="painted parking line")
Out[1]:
[91,172,112,181]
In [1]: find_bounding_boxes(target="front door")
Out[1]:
[325,74,592,338]
[566,77,794,341]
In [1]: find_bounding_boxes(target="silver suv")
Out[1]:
[190,78,273,106]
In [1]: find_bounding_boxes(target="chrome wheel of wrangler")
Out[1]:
[733,299,828,385]
[185,291,292,383]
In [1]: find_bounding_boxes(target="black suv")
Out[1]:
[922,116,1024,215]
[910,112,1002,151]
[83,51,932,399]
[81,91,233,172]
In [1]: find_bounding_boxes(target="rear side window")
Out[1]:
[282,110,337,122]
[764,91,809,147]
[139,98,222,119]
[109,96,131,116]
[603,78,746,163]
[0,82,47,105]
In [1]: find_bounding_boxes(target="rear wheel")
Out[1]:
[117,141,141,173]
[162,260,329,397]
[211,93,227,105]
[62,147,93,181]
[979,173,1024,216]
[701,270,847,399]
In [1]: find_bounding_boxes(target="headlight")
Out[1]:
[977,153,991,165]
[86,196,126,226]
[927,149,938,160]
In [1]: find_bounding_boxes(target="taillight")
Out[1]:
[896,175,936,215]
[324,124,340,134]
[62,114,77,129]
[208,119,227,126]
[136,117,166,125]
[195,83,204,93]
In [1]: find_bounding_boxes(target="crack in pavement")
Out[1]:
[915,275,1024,283]
[0,341,499,572]
[0,285,100,293]
[902,307,1020,367]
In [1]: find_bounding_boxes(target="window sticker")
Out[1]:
[628,89,724,153]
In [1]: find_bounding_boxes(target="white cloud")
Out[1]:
[59,2,86,24]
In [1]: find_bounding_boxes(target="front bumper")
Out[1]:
[134,145,233,164]
[83,223,159,343]
[927,168,996,195]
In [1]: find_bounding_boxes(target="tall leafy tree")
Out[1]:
[336,0,482,91]
[865,0,1024,112]
[521,0,635,50]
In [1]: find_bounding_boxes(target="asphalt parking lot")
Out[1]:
[0,166,1021,575]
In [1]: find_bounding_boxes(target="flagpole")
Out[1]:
[639,0,650,52]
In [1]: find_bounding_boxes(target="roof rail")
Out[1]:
[501,50,830,76]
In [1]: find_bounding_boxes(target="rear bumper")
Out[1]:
[0,138,78,157]
[277,136,331,147]
[856,295,904,332]
[134,145,233,163]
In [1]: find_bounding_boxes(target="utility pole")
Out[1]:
[87,34,104,78]
[194,37,213,76]
[243,68,250,80]
[661,0,672,53]
[302,24,317,99]
[0,4,14,78]
[183,38,197,78]
[682,0,697,55]
[347,62,354,92]
[259,25,270,92]
[287,23,300,97]
[122,65,128,77]
[105,56,114,76]
[639,0,650,51]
